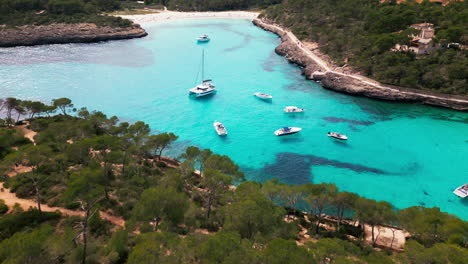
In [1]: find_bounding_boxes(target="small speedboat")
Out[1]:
[197,34,210,42]
[284,106,305,113]
[327,132,348,140]
[253,93,273,100]
[213,121,227,136]
[453,183,468,198]
[274,127,302,136]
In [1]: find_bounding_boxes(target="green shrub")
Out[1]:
[0,199,8,215]
[156,161,167,168]
[0,210,61,240]
[47,0,85,15]
[89,212,110,236]
[65,201,81,209]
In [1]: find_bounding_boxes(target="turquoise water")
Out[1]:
[1,19,467,219]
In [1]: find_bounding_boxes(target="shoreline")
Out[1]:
[252,19,468,111]
[118,10,260,24]
[2,11,466,111]
[0,23,147,48]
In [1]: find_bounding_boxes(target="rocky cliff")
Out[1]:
[253,19,468,111]
[0,23,147,47]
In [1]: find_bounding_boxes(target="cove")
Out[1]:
[1,19,467,220]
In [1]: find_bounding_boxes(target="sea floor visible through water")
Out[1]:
[1,18,467,219]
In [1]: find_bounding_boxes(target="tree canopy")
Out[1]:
[262,0,468,94]
[0,98,467,263]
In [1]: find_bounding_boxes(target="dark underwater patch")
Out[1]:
[256,152,387,185]
[322,117,374,126]
[261,50,282,72]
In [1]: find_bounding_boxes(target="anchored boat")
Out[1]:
[196,34,210,42]
[453,183,468,198]
[189,50,216,97]
[284,106,305,113]
[274,127,302,136]
[253,93,273,100]
[213,121,227,136]
[327,132,348,140]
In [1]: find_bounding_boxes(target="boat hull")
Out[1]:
[328,135,348,140]
[284,106,304,113]
[213,122,227,136]
[327,132,348,140]
[453,184,468,198]
[274,127,302,136]
[284,109,305,113]
[253,93,272,99]
[190,90,217,97]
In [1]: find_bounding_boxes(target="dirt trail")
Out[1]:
[0,181,125,227]
[364,224,409,251]
[1,125,125,227]
[16,122,37,145]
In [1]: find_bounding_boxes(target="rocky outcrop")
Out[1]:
[0,23,147,47]
[253,19,468,111]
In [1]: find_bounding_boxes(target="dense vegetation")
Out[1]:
[162,0,281,11]
[0,97,467,263]
[0,0,132,26]
[0,0,277,26]
[262,0,468,94]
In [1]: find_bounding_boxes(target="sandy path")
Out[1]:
[16,122,37,145]
[1,125,125,227]
[0,182,125,226]
[364,224,409,251]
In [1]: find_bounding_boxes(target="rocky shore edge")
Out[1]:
[253,19,468,111]
[0,23,147,47]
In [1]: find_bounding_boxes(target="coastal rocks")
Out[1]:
[0,23,147,47]
[253,19,468,111]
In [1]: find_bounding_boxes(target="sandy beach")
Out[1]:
[119,10,260,24]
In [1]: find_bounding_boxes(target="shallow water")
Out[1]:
[1,19,467,219]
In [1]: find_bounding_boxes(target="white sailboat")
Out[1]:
[189,50,216,97]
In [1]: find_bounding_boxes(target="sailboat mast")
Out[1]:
[201,49,204,81]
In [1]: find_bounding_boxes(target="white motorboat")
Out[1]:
[284,106,305,113]
[196,34,210,42]
[274,127,302,136]
[253,93,273,99]
[453,183,468,198]
[327,132,348,140]
[213,121,227,136]
[189,50,216,97]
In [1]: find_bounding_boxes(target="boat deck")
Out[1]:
[453,184,468,198]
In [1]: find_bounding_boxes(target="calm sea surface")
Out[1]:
[1,19,467,219]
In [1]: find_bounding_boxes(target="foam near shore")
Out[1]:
[119,10,260,24]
